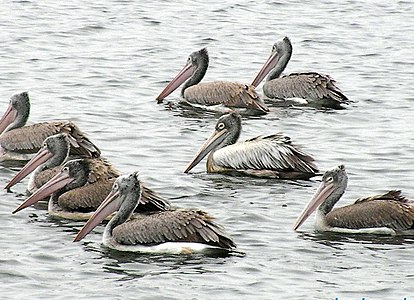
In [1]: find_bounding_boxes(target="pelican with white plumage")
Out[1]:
[251,37,350,109]
[156,48,269,114]
[0,92,100,163]
[293,165,414,234]
[184,112,318,179]
[13,159,170,220]
[74,171,236,254]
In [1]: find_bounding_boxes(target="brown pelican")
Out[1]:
[74,171,236,254]
[12,159,170,220]
[184,112,318,179]
[293,165,414,234]
[5,133,89,194]
[156,48,269,114]
[0,92,100,163]
[251,37,350,109]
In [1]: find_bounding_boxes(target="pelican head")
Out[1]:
[74,172,141,242]
[184,112,241,173]
[251,36,293,87]
[12,159,90,214]
[293,165,348,230]
[156,48,209,102]
[0,92,30,134]
[5,133,71,190]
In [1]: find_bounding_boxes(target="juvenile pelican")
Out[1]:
[0,92,100,162]
[5,133,94,194]
[184,112,318,179]
[156,48,269,113]
[74,172,236,254]
[251,37,350,109]
[293,165,414,234]
[13,159,170,220]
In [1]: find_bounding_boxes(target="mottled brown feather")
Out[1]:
[0,121,101,157]
[85,158,120,183]
[33,166,61,189]
[59,179,116,211]
[326,191,414,230]
[57,158,169,212]
[264,72,350,107]
[113,209,235,249]
[184,81,268,111]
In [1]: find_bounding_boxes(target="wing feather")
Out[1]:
[264,72,350,106]
[212,134,318,174]
[184,81,268,111]
[86,158,120,183]
[327,191,414,231]
[113,209,235,249]
[0,121,101,157]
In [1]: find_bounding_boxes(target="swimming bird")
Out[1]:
[184,112,318,179]
[251,37,350,109]
[156,48,269,114]
[293,165,414,234]
[74,171,236,254]
[13,159,170,220]
[5,133,92,194]
[0,92,100,163]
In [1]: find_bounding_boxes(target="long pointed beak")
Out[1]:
[184,129,228,173]
[5,148,53,190]
[292,181,336,230]
[0,104,17,134]
[74,189,120,242]
[251,52,280,88]
[12,170,74,214]
[156,62,195,103]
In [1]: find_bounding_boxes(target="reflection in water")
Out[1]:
[298,231,414,250]
[80,242,242,281]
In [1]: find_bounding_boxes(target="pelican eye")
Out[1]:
[113,183,119,191]
[326,176,333,183]
[62,166,69,172]
[217,122,225,130]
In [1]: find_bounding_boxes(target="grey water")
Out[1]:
[0,0,413,299]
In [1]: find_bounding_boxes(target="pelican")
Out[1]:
[293,165,414,235]
[74,172,236,254]
[0,92,100,163]
[184,112,318,179]
[251,37,350,109]
[5,133,91,194]
[13,159,170,220]
[156,48,269,114]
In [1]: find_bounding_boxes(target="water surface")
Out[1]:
[1,1,413,299]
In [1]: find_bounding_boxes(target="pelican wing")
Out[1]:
[212,134,318,174]
[139,184,171,212]
[86,158,120,183]
[58,179,169,213]
[58,178,115,211]
[0,121,101,157]
[113,209,236,249]
[184,81,268,111]
[327,191,414,231]
[264,72,349,104]
[64,121,101,158]
[0,122,64,153]
[33,166,61,189]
